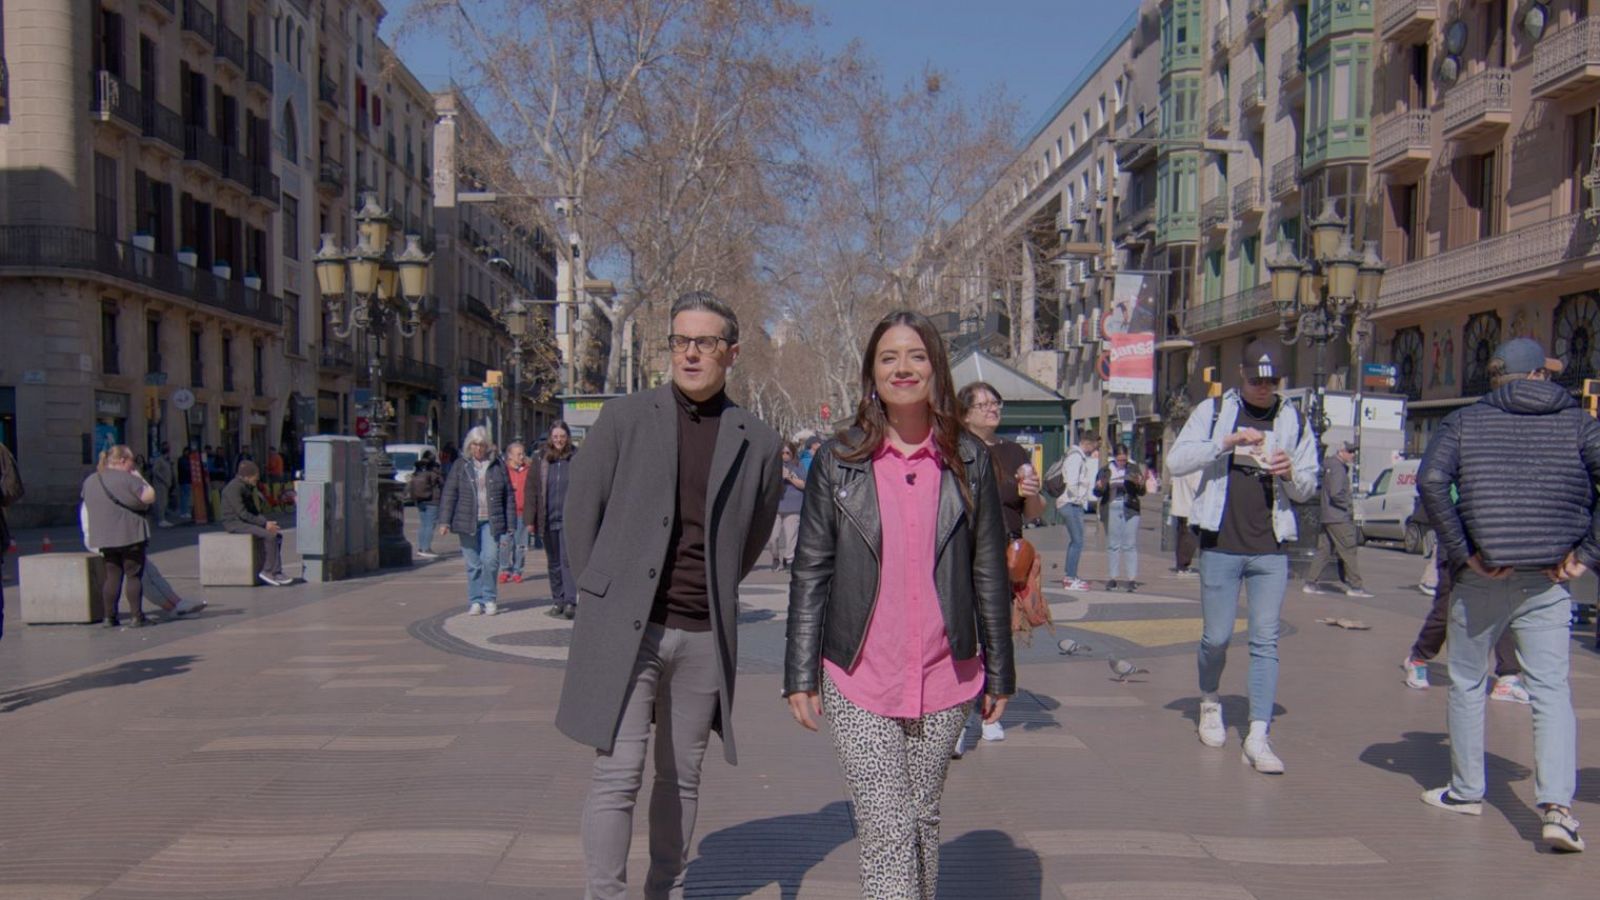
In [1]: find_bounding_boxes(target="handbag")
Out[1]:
[1006,537,1053,640]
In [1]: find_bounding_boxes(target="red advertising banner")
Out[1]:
[1101,273,1156,395]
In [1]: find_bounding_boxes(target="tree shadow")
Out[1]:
[1164,695,1287,742]
[685,800,854,899]
[1358,731,1544,846]
[938,829,1042,898]
[0,655,199,713]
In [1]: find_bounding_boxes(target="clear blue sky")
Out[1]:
[382,0,1141,148]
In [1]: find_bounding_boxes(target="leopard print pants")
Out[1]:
[822,673,973,899]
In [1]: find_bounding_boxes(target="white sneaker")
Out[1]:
[416,550,439,559]
[468,603,484,616]
[1403,657,1431,690]
[1490,674,1531,704]
[483,601,498,616]
[1542,806,1585,852]
[1344,588,1375,598]
[1302,583,1332,595]
[981,721,1005,742]
[1197,700,1226,747]
[1242,732,1285,774]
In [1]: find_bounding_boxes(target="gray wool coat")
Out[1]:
[554,384,784,765]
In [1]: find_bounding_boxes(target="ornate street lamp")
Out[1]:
[312,191,433,568]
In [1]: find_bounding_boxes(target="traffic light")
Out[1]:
[486,369,504,388]
[1583,379,1600,417]
[1201,366,1222,398]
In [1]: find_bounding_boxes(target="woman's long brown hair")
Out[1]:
[836,310,973,511]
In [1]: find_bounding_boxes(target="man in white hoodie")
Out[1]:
[1056,433,1101,591]
[1167,339,1320,775]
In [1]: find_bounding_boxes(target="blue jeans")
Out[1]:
[501,521,529,575]
[178,484,192,517]
[416,502,438,554]
[1197,550,1289,724]
[458,521,500,608]
[1446,570,1575,807]
[1062,505,1087,579]
[1106,502,1139,580]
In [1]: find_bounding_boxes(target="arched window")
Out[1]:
[282,102,299,164]
[296,27,305,72]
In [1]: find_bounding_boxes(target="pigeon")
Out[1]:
[1108,658,1148,682]
[1057,638,1091,656]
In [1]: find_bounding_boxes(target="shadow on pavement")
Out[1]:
[0,655,199,713]
[685,800,853,899]
[938,829,1043,898]
[1164,695,1288,742]
[1358,730,1544,846]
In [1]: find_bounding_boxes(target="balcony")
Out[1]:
[247,51,273,94]
[1115,196,1157,242]
[1213,19,1230,52]
[459,357,491,382]
[317,158,345,195]
[1380,0,1438,45]
[317,71,340,111]
[1180,284,1273,338]
[387,356,445,393]
[1378,212,1600,312]
[1159,208,1199,245]
[1280,44,1304,93]
[0,226,282,325]
[1238,71,1266,121]
[1206,98,1230,137]
[1201,195,1230,236]
[215,24,246,76]
[91,71,142,134]
[1441,68,1512,145]
[221,146,251,190]
[140,99,184,156]
[1533,17,1600,106]
[320,340,354,371]
[1244,0,1268,35]
[181,0,215,50]
[463,294,495,324]
[1372,110,1432,182]
[1270,155,1301,199]
[1116,111,1160,168]
[1231,176,1264,222]
[183,125,224,175]
[249,165,280,207]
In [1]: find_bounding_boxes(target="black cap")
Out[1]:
[1241,339,1282,380]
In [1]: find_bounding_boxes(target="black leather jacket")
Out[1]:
[783,430,1016,698]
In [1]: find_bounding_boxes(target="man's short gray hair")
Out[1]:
[669,291,739,344]
[464,425,492,449]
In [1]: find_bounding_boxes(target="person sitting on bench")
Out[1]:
[221,461,291,586]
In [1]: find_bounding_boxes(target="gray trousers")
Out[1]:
[582,624,719,900]
[1306,520,1362,590]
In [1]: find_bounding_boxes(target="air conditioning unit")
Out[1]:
[1074,205,1089,223]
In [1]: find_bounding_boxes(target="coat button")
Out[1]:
[662,516,670,526]
[633,620,642,630]
[839,489,848,498]
[648,568,657,578]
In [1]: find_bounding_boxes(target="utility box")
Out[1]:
[298,436,375,582]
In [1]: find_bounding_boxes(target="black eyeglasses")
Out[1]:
[667,334,730,354]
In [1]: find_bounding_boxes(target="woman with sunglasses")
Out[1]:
[784,310,1014,898]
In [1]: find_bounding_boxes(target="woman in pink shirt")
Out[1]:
[784,310,1014,898]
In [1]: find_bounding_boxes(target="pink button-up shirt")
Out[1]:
[823,437,984,718]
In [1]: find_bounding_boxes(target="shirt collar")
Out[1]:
[874,433,939,463]
[672,383,729,422]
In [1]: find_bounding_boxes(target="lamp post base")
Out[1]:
[376,479,413,569]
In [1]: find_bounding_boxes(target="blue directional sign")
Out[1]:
[460,385,497,409]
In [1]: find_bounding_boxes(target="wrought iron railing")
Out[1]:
[92,71,142,129]
[0,225,282,325]
[181,0,215,47]
[1231,177,1264,217]
[1373,110,1431,169]
[141,98,184,152]
[1442,68,1511,135]
[184,124,225,174]
[1201,195,1229,232]
[1533,16,1600,96]
[215,24,246,72]
[387,356,445,392]
[1381,0,1439,41]
[1280,44,1302,85]
[318,158,345,192]
[247,52,273,91]
[251,166,280,205]
[1270,156,1301,198]
[317,71,340,108]
[1179,284,1273,335]
[320,340,354,370]
[1379,212,1600,309]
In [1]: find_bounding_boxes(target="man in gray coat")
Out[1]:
[1303,439,1370,597]
[557,292,783,899]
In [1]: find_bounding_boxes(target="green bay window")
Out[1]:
[1304,38,1371,168]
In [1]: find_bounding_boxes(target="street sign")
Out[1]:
[355,416,371,437]
[460,385,496,409]
[171,388,195,411]
[1363,362,1396,390]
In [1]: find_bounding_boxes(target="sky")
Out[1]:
[381,0,1141,149]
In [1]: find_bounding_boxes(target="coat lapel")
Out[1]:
[652,386,680,488]
[935,440,978,554]
[706,404,750,519]
[834,453,882,562]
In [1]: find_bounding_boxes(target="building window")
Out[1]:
[253,341,264,396]
[1450,151,1499,248]
[190,327,205,388]
[1203,249,1224,303]
[1385,182,1423,264]
[96,7,125,77]
[1573,108,1596,216]
[222,335,235,392]
[101,303,121,375]
[135,172,174,253]
[1238,235,1260,291]
[282,193,300,260]
[146,316,162,375]
[1461,312,1502,395]
[94,154,118,237]
[281,102,299,163]
[284,291,301,356]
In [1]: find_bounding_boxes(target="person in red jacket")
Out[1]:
[500,441,532,583]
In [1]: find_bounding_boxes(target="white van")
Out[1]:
[1354,458,1424,551]
[384,443,438,487]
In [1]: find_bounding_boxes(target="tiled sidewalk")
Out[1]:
[0,518,1594,898]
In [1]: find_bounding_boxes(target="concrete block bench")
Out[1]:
[199,532,264,587]
[20,553,106,624]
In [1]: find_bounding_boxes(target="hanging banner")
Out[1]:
[1102,273,1157,395]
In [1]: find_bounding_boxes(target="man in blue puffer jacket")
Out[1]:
[1416,337,1600,853]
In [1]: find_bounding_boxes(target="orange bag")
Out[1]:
[1007,538,1052,639]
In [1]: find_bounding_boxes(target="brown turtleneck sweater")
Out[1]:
[650,385,728,632]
